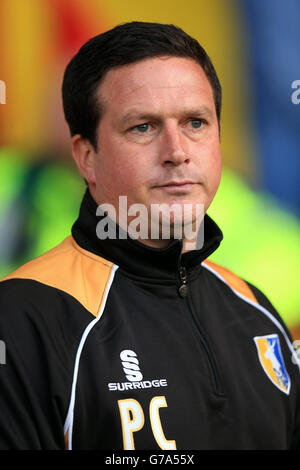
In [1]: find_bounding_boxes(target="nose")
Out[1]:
[159,123,189,166]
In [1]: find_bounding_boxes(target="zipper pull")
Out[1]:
[178,266,189,298]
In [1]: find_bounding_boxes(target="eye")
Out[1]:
[190,119,203,129]
[132,123,151,133]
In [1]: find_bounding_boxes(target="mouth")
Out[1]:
[154,181,197,195]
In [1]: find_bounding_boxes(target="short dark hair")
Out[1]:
[62,21,222,149]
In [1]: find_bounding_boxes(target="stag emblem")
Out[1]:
[264,339,285,386]
[254,334,290,395]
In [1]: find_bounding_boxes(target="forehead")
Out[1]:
[97,56,215,117]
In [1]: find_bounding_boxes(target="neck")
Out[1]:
[132,217,203,253]
[71,189,224,280]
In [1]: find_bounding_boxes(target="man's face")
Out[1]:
[88,56,222,242]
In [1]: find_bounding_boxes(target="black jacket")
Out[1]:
[0,189,299,450]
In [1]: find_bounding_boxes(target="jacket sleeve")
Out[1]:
[247,280,300,449]
[0,279,71,449]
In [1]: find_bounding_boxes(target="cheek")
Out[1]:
[210,149,222,181]
[198,142,222,200]
[96,152,146,197]
[195,138,222,179]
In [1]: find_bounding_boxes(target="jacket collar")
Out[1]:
[72,189,223,281]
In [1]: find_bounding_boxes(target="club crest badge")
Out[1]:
[254,334,291,395]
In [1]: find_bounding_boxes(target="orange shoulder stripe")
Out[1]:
[202,259,258,304]
[1,236,115,317]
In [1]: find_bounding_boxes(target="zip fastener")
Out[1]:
[178,266,189,298]
[178,265,225,397]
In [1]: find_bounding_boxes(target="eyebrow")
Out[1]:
[118,106,214,126]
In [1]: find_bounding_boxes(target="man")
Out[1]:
[0,22,299,450]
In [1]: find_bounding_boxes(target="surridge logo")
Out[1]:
[120,349,143,382]
[107,349,168,392]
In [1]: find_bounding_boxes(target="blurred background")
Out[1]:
[0,0,299,338]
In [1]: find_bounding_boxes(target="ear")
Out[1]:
[71,134,96,185]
